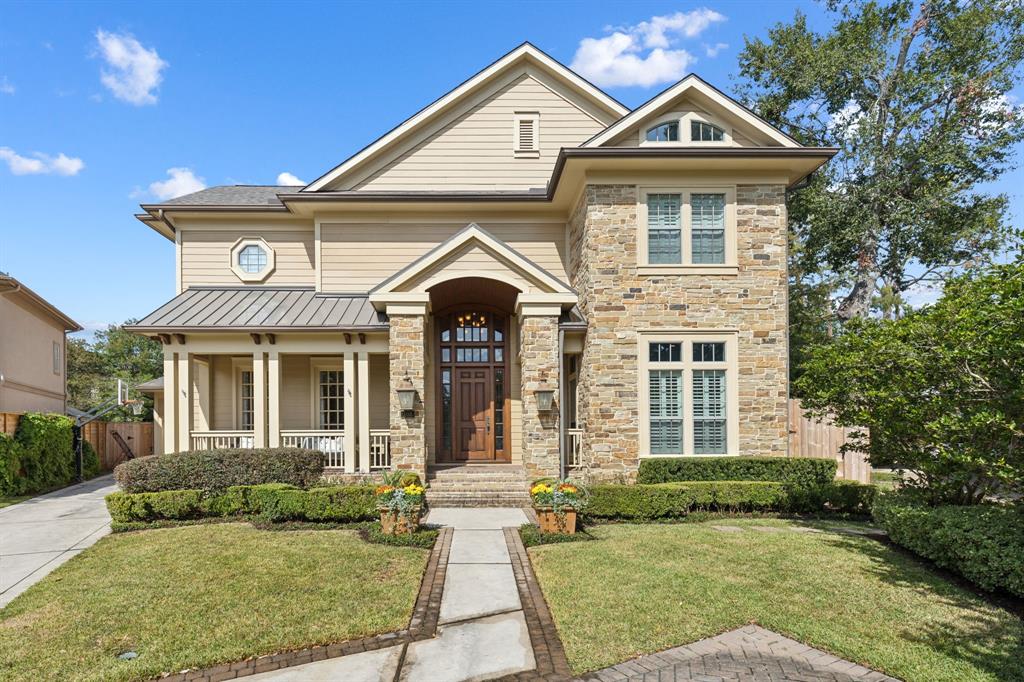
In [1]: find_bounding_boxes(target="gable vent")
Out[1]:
[514,112,540,157]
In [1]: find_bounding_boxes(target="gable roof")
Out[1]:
[369,223,574,298]
[0,274,82,332]
[582,74,800,148]
[303,42,629,192]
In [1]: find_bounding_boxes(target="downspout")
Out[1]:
[558,328,566,479]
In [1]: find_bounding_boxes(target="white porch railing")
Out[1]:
[369,429,391,470]
[281,430,345,469]
[190,431,255,450]
[566,428,583,468]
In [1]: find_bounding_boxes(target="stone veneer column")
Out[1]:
[518,309,561,480]
[388,311,427,480]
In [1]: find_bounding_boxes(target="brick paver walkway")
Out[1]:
[581,625,899,682]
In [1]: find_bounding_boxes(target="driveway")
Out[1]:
[0,474,117,608]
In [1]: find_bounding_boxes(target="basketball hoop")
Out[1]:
[116,379,145,416]
[125,399,145,416]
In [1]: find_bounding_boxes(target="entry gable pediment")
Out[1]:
[369,224,574,302]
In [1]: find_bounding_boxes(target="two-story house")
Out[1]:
[128,43,834,485]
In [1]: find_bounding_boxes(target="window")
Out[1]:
[317,369,344,430]
[52,341,61,375]
[646,122,679,142]
[239,370,254,431]
[640,334,736,456]
[646,193,682,264]
[514,112,539,157]
[691,193,726,264]
[237,245,267,273]
[691,121,724,141]
[638,187,736,271]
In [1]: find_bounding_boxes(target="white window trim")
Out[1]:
[637,330,740,458]
[52,341,61,375]
[637,185,738,275]
[638,110,733,147]
[513,111,540,158]
[231,358,255,431]
[229,236,276,283]
[310,359,344,430]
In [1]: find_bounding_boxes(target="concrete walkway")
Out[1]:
[0,474,117,608]
[249,507,533,682]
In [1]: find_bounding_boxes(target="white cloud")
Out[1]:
[704,42,728,58]
[0,147,85,176]
[276,171,306,185]
[95,29,168,105]
[148,167,205,200]
[0,76,14,95]
[572,9,726,88]
[903,282,943,309]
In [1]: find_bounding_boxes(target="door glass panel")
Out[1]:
[441,348,451,362]
[494,368,505,451]
[441,369,452,453]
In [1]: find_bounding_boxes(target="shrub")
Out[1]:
[81,440,101,479]
[0,413,80,497]
[105,484,378,524]
[114,448,324,493]
[586,481,788,521]
[786,480,878,515]
[638,457,836,488]
[0,433,20,496]
[873,492,1024,598]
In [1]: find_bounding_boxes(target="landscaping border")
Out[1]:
[149,527,453,682]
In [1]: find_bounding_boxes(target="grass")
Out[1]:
[872,470,900,490]
[0,494,33,509]
[528,519,1024,681]
[0,523,429,682]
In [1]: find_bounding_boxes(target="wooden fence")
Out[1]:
[789,400,871,483]
[0,412,153,471]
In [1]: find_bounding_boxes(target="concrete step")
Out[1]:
[425,493,530,508]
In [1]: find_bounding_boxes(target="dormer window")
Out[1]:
[646,122,679,142]
[691,121,724,142]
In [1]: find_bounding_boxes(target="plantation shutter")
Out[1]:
[693,369,727,454]
[647,194,682,264]
[649,370,683,454]
[691,193,726,264]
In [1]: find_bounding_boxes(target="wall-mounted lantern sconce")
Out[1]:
[397,381,418,417]
[535,388,555,412]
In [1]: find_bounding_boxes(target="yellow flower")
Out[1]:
[403,484,425,495]
[530,483,553,495]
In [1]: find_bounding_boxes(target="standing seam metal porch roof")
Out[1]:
[126,287,388,332]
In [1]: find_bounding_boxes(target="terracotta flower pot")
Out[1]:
[535,508,577,534]
[379,508,421,535]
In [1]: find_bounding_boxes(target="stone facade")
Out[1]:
[388,313,427,479]
[569,183,789,481]
[517,313,561,479]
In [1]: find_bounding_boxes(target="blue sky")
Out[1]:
[1,1,1021,338]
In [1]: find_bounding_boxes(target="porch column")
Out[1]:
[163,348,177,454]
[357,351,371,473]
[267,350,280,447]
[176,350,191,452]
[517,303,561,479]
[253,351,266,448]
[387,303,428,480]
[343,352,355,472]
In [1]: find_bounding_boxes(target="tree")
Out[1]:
[67,322,162,421]
[738,0,1024,321]
[796,258,1024,504]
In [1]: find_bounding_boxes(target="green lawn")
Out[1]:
[0,524,429,682]
[0,494,32,509]
[528,520,1024,681]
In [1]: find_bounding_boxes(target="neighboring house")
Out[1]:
[0,274,82,414]
[127,43,835,482]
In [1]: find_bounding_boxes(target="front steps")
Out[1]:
[425,464,531,508]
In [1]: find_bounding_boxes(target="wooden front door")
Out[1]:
[436,309,509,462]
[456,367,492,460]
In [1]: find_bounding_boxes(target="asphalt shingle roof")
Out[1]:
[158,185,302,206]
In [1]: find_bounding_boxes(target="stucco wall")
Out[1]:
[0,295,67,414]
[569,183,789,480]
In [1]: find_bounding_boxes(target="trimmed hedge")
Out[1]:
[106,483,377,524]
[787,480,877,515]
[586,481,789,521]
[638,456,837,488]
[873,492,1024,598]
[0,413,94,497]
[114,448,325,493]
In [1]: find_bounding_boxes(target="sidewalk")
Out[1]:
[0,474,117,608]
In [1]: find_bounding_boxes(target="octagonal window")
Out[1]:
[238,244,268,273]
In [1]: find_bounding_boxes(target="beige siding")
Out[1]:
[281,355,311,429]
[209,355,239,430]
[369,354,389,430]
[321,221,567,292]
[0,295,67,413]
[178,223,314,288]
[352,73,606,191]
